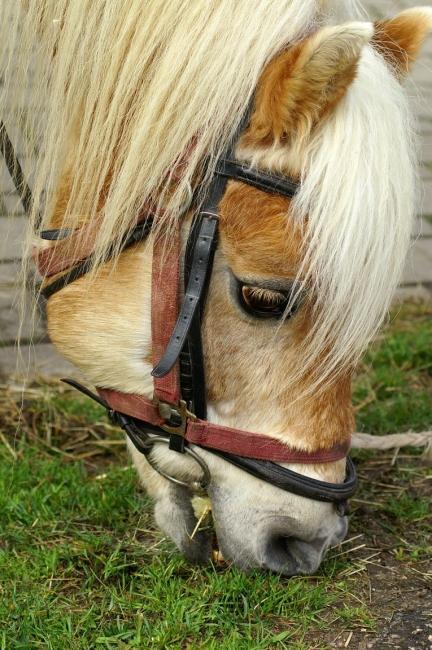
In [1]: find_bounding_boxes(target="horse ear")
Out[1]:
[373,7,432,78]
[245,23,373,146]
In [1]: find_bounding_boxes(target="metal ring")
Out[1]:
[145,436,210,494]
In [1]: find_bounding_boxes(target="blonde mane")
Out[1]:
[0,0,417,389]
[292,46,417,386]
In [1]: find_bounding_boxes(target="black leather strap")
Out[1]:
[0,120,35,217]
[40,229,73,241]
[42,257,95,299]
[151,213,219,379]
[41,220,153,299]
[180,216,208,418]
[213,452,358,504]
[63,377,357,510]
[216,159,299,198]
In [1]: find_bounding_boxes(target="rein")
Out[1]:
[1,119,357,515]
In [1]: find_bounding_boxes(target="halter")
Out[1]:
[1,118,357,516]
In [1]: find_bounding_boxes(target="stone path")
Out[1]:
[0,0,431,381]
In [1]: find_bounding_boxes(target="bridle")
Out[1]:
[1,118,357,516]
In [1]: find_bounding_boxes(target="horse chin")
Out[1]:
[153,485,213,564]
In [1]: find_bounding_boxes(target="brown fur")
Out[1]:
[200,181,354,452]
[219,182,304,277]
[241,26,367,149]
[373,9,432,77]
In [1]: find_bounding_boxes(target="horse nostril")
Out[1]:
[271,535,295,556]
[263,533,324,576]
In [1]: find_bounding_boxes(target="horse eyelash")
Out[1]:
[242,286,287,306]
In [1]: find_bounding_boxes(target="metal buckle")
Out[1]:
[148,400,210,491]
[155,399,196,436]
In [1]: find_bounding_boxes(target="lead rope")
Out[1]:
[353,431,432,459]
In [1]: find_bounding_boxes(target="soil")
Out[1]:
[314,456,432,650]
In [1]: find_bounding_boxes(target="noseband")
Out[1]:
[2,119,357,516]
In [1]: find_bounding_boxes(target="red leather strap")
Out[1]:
[151,225,181,404]
[97,388,350,464]
[35,219,101,277]
[186,421,350,463]
[34,209,153,278]
[33,145,192,279]
[98,388,165,427]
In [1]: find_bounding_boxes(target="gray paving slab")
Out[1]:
[409,62,432,87]
[0,164,15,193]
[419,178,432,217]
[0,343,83,382]
[0,261,21,284]
[419,114,432,134]
[0,216,26,260]
[413,216,432,237]
[0,193,25,216]
[421,133,432,165]
[421,163,432,182]
[402,237,432,284]
[0,287,46,342]
[365,0,428,17]
[394,284,432,301]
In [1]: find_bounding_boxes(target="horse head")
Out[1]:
[13,5,432,574]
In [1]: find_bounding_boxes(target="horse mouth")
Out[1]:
[191,495,227,566]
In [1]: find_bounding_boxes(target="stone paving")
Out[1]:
[0,0,431,381]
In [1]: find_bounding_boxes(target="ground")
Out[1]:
[0,301,430,649]
[0,1,431,648]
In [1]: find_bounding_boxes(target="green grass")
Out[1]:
[354,301,432,434]
[0,301,431,649]
[0,443,369,649]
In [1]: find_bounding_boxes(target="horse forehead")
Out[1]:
[218,181,304,278]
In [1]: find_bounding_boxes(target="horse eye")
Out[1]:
[237,282,298,319]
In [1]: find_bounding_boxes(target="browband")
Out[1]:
[216,159,299,198]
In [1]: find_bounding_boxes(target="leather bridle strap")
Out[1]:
[151,223,181,405]
[39,220,153,299]
[95,387,351,464]
[151,172,228,380]
[216,159,300,197]
[151,214,219,379]
[211,452,357,505]
[0,120,34,218]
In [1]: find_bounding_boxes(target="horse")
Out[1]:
[1,1,431,575]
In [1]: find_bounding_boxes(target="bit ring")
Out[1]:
[145,436,210,494]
